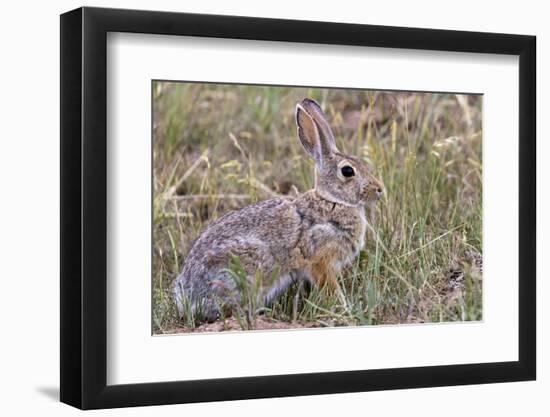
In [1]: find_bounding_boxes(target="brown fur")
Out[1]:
[173,98,384,322]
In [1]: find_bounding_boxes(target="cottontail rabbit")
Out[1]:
[173,98,384,322]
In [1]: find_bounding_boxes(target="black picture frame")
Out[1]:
[60,6,536,410]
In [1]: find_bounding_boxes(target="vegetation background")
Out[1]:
[152,82,482,334]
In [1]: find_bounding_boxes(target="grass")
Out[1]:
[152,82,482,334]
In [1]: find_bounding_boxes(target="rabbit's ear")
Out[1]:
[300,98,337,156]
[296,103,323,165]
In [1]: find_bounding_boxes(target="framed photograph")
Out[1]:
[60,6,536,409]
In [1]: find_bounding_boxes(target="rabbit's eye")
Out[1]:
[341,165,355,177]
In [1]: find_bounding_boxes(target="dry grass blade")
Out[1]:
[163,149,209,200]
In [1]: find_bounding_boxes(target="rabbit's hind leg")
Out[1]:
[264,270,309,308]
[173,269,240,323]
[198,270,242,322]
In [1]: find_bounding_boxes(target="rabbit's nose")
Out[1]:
[373,180,384,196]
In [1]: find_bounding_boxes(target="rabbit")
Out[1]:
[173,98,384,322]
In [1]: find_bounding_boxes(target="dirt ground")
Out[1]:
[164,316,323,334]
